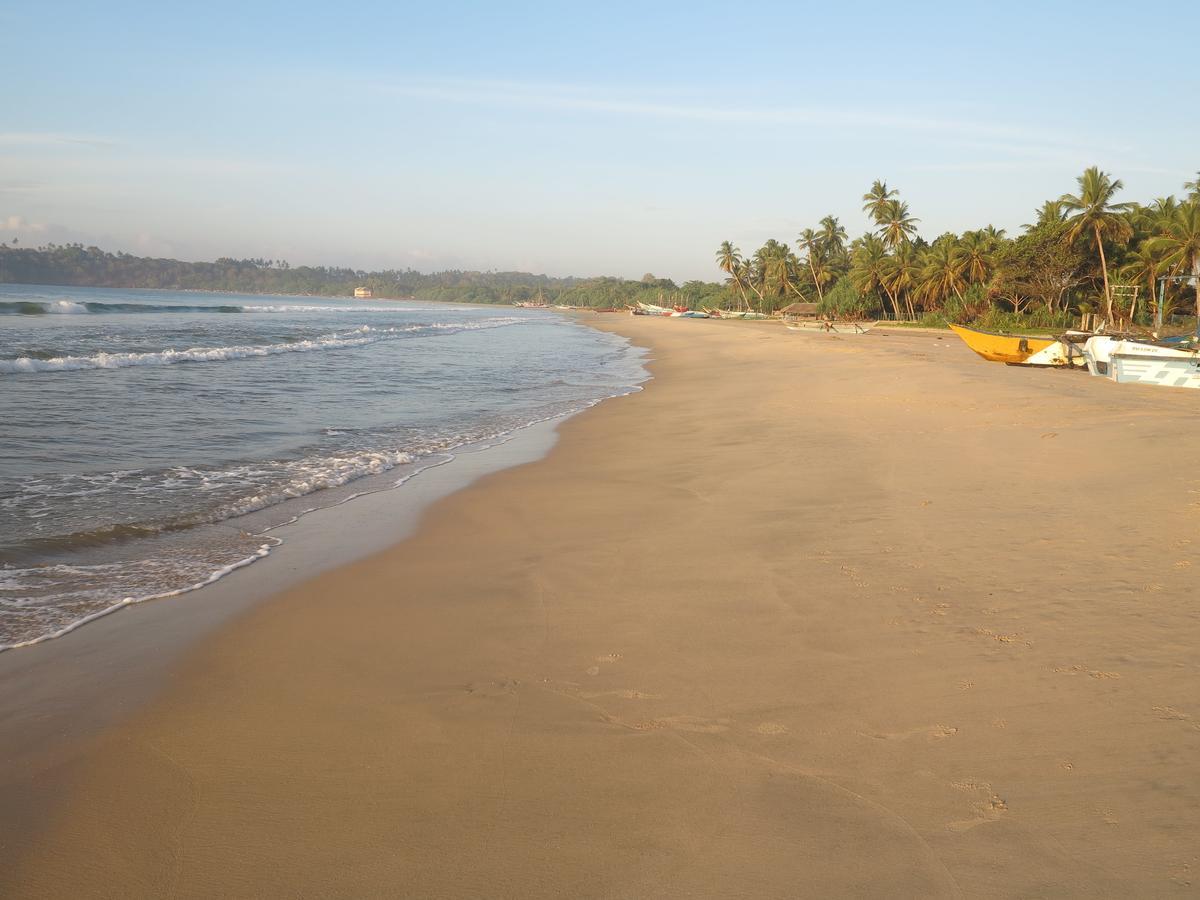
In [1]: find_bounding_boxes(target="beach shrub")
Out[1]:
[818,278,873,319]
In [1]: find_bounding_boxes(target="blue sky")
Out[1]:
[3,0,1197,281]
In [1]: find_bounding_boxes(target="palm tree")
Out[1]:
[1149,202,1200,319]
[1185,172,1200,200]
[916,241,968,309]
[877,199,920,248]
[882,243,920,319]
[1026,200,1067,229]
[849,234,900,317]
[959,230,997,284]
[735,256,765,308]
[754,240,800,307]
[796,228,829,300]
[1060,166,1134,321]
[1119,243,1166,321]
[861,180,898,223]
[818,215,847,259]
[715,240,750,309]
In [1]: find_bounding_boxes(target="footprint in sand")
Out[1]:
[867,724,958,741]
[1153,706,1191,721]
[948,780,1008,831]
[1059,761,1074,772]
[581,689,662,701]
[614,714,731,734]
[753,722,789,735]
[586,652,623,677]
[974,627,1027,645]
[1053,664,1121,679]
[463,679,519,697]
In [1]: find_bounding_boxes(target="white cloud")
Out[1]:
[2,214,47,233]
[375,78,1084,149]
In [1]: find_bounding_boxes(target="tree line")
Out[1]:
[0,243,733,310]
[717,168,1200,327]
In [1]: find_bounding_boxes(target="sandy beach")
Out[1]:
[4,317,1200,897]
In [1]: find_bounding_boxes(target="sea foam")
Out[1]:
[0,319,521,375]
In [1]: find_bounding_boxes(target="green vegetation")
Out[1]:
[6,166,1198,326]
[0,245,730,310]
[717,168,1200,325]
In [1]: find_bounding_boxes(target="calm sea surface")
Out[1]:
[0,284,646,649]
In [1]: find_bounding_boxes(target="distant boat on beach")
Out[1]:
[786,319,877,335]
[704,308,769,320]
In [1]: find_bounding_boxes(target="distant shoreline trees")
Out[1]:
[0,245,730,310]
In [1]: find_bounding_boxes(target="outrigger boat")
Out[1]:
[947,323,1085,367]
[704,308,770,320]
[633,302,674,316]
[786,319,878,335]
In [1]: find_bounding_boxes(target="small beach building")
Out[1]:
[354,286,373,299]
[781,302,819,322]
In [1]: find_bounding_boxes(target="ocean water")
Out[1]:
[0,284,646,649]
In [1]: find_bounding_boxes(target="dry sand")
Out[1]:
[5,317,1200,897]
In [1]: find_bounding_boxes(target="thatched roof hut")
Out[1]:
[781,302,819,319]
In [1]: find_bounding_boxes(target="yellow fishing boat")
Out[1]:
[948,323,1056,365]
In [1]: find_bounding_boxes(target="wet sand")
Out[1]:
[5,318,1200,897]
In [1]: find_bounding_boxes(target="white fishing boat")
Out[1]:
[705,308,770,320]
[785,319,878,335]
[1082,336,1200,389]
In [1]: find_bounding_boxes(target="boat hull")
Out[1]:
[948,323,1055,364]
[1084,336,1200,388]
[786,320,877,334]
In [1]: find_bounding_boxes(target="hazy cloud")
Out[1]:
[0,132,116,148]
[376,78,1083,149]
[2,214,48,233]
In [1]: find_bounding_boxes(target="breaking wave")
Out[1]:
[0,319,523,375]
[0,300,438,316]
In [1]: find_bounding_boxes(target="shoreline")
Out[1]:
[0,411,607,785]
[6,319,1200,896]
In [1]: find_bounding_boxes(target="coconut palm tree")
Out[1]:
[959,230,997,284]
[735,256,764,308]
[877,199,920,249]
[916,241,968,309]
[1060,166,1134,320]
[754,240,801,307]
[861,180,898,224]
[796,228,830,300]
[1119,243,1167,321]
[883,243,921,319]
[1185,172,1200,200]
[849,234,900,317]
[818,215,847,259]
[715,240,750,309]
[1026,200,1067,229]
[1149,202,1200,319]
